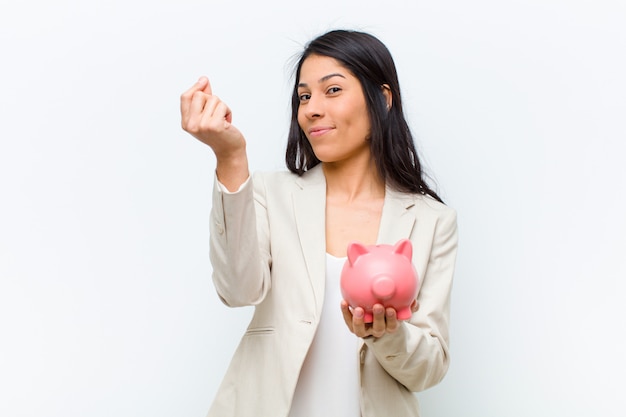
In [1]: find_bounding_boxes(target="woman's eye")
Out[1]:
[327,87,341,94]
[299,93,311,102]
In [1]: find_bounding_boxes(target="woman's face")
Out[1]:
[296,54,371,165]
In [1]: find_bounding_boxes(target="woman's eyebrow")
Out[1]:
[298,73,346,88]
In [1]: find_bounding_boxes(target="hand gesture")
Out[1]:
[180,76,249,190]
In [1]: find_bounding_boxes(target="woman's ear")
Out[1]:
[381,84,392,110]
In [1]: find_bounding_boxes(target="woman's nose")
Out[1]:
[304,96,323,119]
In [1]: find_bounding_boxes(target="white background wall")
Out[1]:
[1,0,625,416]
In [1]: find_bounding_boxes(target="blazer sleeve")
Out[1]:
[209,172,272,307]
[364,205,458,392]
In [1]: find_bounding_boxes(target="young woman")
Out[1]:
[180,29,458,417]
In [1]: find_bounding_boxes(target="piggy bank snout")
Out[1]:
[372,276,396,300]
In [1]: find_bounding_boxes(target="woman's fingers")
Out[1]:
[180,77,209,124]
[199,100,232,131]
[351,307,367,337]
[340,300,354,332]
[370,305,386,338]
[199,76,212,95]
[385,307,399,333]
[181,78,233,144]
[346,304,385,338]
[341,301,406,338]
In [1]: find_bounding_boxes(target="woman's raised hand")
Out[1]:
[180,77,249,190]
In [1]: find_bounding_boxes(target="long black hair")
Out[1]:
[285,29,443,203]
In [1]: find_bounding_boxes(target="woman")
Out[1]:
[180,30,458,417]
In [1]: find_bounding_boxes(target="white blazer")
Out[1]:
[207,165,458,417]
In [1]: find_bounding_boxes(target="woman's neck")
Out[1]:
[322,159,385,203]
[323,158,385,256]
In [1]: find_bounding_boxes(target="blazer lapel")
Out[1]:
[292,166,327,316]
[377,187,417,245]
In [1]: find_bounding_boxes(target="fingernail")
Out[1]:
[354,309,364,318]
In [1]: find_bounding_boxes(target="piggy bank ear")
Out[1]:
[393,239,413,261]
[347,242,369,266]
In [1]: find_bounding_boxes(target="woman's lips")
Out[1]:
[308,126,334,138]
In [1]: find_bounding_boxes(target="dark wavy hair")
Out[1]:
[285,29,443,203]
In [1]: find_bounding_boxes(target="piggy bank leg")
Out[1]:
[396,306,413,321]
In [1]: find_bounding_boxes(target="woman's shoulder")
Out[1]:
[417,193,455,213]
[403,193,458,244]
[251,169,299,186]
[392,189,457,224]
[252,165,325,188]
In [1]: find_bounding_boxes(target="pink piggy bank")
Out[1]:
[340,239,418,323]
